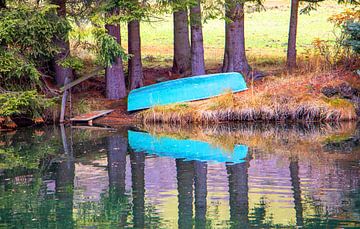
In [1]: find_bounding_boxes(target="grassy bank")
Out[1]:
[138,69,359,124]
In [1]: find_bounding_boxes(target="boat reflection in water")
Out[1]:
[0,123,359,228]
[128,130,248,164]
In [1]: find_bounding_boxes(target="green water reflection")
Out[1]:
[0,123,359,228]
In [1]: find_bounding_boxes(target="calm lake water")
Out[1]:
[0,123,359,228]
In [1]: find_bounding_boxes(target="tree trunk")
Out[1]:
[128,19,144,90]
[105,20,127,99]
[287,0,299,71]
[222,1,251,76]
[190,0,206,76]
[173,10,191,75]
[60,77,70,123]
[51,0,73,86]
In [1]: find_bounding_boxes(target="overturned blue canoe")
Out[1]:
[128,130,248,164]
[127,72,247,111]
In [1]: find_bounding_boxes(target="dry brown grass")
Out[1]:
[139,67,358,124]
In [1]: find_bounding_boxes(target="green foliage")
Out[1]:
[0,5,71,61]
[0,49,40,90]
[344,21,360,53]
[58,56,84,71]
[0,91,56,118]
[0,4,72,90]
[0,4,72,120]
[94,28,128,67]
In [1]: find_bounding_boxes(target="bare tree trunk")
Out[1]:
[128,19,144,90]
[287,0,299,71]
[190,0,206,76]
[105,18,127,99]
[51,0,73,86]
[173,10,191,75]
[60,77,70,123]
[222,1,251,77]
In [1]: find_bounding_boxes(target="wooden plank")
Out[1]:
[60,67,103,92]
[70,110,114,122]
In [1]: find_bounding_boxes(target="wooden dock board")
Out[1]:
[70,110,114,124]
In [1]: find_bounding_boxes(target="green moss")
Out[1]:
[323,97,354,108]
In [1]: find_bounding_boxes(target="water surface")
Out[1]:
[0,123,359,228]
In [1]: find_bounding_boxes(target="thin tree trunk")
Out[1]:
[222,1,251,77]
[60,77,70,123]
[51,0,73,86]
[128,19,144,90]
[105,17,127,99]
[190,0,206,76]
[287,0,299,71]
[173,10,191,75]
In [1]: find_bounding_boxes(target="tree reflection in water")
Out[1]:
[176,159,195,229]
[106,134,129,227]
[289,156,304,227]
[130,148,145,228]
[0,123,359,228]
[55,125,75,228]
[194,161,207,229]
[227,160,250,228]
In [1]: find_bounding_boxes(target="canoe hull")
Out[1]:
[127,72,247,111]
